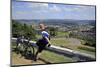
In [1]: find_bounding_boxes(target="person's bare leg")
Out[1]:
[34,49,41,61]
[35,50,39,60]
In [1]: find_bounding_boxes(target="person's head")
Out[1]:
[39,23,46,31]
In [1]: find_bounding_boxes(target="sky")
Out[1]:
[12,0,96,20]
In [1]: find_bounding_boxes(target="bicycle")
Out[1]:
[21,38,35,59]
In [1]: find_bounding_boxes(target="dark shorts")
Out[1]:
[36,39,48,52]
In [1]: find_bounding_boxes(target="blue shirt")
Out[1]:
[41,31,50,44]
[42,31,49,38]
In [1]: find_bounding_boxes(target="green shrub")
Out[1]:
[78,46,95,52]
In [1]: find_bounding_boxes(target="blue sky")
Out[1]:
[12,1,96,20]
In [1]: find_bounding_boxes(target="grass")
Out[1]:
[11,42,17,49]
[31,31,95,56]
[78,46,95,52]
[57,32,66,37]
[40,50,75,63]
[12,36,96,56]
[12,35,96,64]
[11,42,75,64]
[51,38,70,47]
[50,37,95,56]
[57,31,70,36]
[77,46,96,57]
[27,46,75,63]
[51,37,80,50]
[36,34,42,39]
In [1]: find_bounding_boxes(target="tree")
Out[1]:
[48,27,58,37]
[12,20,37,40]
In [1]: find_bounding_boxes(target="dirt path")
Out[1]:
[12,52,45,66]
[66,38,82,46]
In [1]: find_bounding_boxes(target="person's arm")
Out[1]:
[45,37,51,47]
[42,31,51,47]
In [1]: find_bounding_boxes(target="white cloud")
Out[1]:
[63,7,81,12]
[72,6,95,11]
[27,3,50,13]
[28,3,63,13]
[52,5,61,11]
[49,5,62,12]
[28,3,49,9]
[63,5,90,12]
[64,8,73,12]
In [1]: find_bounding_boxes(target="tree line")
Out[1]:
[12,20,36,40]
[12,20,58,40]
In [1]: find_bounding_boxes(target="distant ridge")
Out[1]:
[12,19,96,26]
